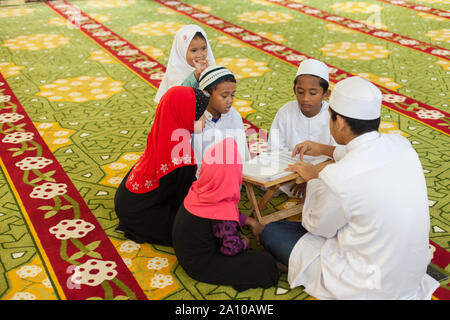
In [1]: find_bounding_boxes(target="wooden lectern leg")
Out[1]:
[243,181,264,223]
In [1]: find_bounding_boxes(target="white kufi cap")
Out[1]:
[329,76,381,120]
[295,59,329,84]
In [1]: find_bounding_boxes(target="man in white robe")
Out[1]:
[259,76,439,299]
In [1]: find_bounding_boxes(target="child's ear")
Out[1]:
[323,89,331,100]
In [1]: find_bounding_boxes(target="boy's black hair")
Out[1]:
[293,74,329,93]
[329,107,380,135]
[193,32,206,41]
[204,75,236,94]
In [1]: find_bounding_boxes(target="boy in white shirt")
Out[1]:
[193,66,250,177]
[268,59,334,198]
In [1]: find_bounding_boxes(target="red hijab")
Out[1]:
[126,86,200,194]
[184,137,243,223]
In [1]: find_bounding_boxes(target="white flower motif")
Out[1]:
[92,31,111,37]
[71,259,117,287]
[347,23,365,29]
[172,157,182,165]
[286,54,307,62]
[242,35,261,41]
[150,274,173,288]
[373,31,393,37]
[414,6,430,11]
[224,27,243,33]
[122,154,140,161]
[328,67,338,74]
[133,61,157,69]
[53,130,70,137]
[119,240,140,253]
[108,162,127,170]
[15,156,53,170]
[49,219,95,240]
[132,182,139,190]
[144,180,152,188]
[416,109,445,120]
[42,277,52,288]
[9,292,36,300]
[438,12,450,18]
[399,39,419,45]
[107,177,123,185]
[288,3,304,9]
[0,95,11,102]
[431,49,450,56]
[30,182,67,199]
[206,19,223,25]
[304,9,320,14]
[177,5,193,11]
[263,45,285,52]
[382,94,406,103]
[105,40,126,47]
[82,23,101,29]
[182,155,191,164]
[150,72,164,80]
[160,163,169,172]
[326,16,345,22]
[2,131,34,144]
[147,257,169,270]
[165,1,180,5]
[16,265,42,278]
[0,113,24,123]
[191,13,209,18]
[123,258,132,268]
[118,49,139,56]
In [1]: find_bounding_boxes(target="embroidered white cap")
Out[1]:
[295,59,329,84]
[199,65,235,91]
[329,76,382,120]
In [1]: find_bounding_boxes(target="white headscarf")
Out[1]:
[154,25,216,102]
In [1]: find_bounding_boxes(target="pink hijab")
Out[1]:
[184,137,243,223]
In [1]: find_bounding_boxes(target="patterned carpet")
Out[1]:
[0,0,448,300]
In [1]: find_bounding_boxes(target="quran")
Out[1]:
[243,151,330,182]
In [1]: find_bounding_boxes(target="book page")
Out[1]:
[243,151,330,182]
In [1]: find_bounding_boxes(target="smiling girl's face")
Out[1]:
[186,35,208,68]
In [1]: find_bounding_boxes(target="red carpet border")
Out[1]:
[0,72,147,300]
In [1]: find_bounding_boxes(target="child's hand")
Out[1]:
[289,182,306,198]
[193,59,209,80]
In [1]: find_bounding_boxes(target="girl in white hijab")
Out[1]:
[154,25,216,102]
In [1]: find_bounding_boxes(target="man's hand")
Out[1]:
[286,161,319,182]
[291,140,335,160]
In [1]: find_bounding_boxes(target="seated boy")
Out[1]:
[268,59,336,198]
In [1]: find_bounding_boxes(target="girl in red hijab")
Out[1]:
[114,86,209,245]
[172,137,279,291]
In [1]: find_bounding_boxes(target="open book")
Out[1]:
[243,151,330,182]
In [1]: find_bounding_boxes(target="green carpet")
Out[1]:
[0,0,448,300]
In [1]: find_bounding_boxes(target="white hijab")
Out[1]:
[154,25,216,103]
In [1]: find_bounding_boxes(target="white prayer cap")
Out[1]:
[199,65,235,91]
[329,76,382,120]
[295,59,329,84]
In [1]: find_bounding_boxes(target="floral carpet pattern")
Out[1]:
[0,0,448,300]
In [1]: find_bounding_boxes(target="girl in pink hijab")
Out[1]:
[172,138,279,291]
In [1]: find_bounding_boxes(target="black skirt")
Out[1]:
[114,165,196,246]
[172,204,279,292]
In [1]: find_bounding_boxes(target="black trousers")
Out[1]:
[114,165,196,246]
